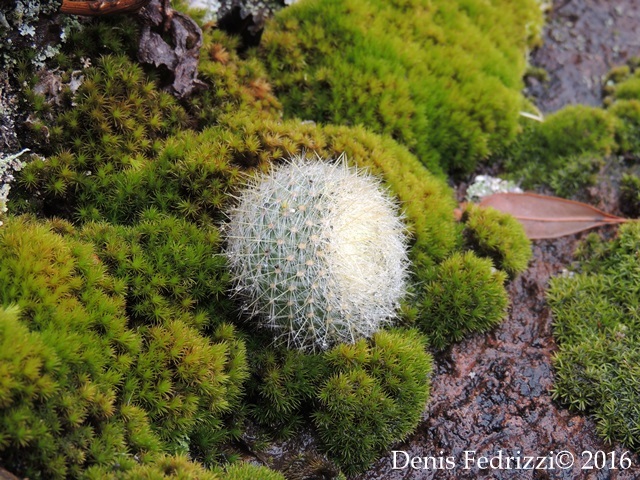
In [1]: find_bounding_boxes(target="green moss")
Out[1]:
[77,214,233,329]
[15,99,512,350]
[547,154,605,198]
[85,454,286,479]
[524,65,549,83]
[63,16,140,61]
[76,217,248,461]
[603,65,631,87]
[239,329,433,474]
[461,203,531,277]
[415,251,509,349]
[620,173,640,217]
[18,105,458,253]
[611,77,640,101]
[0,217,150,478]
[313,328,432,474]
[15,54,189,218]
[257,0,542,174]
[9,108,510,472]
[530,104,617,158]
[5,6,542,472]
[86,454,222,479]
[221,462,286,480]
[549,222,640,449]
[0,217,248,478]
[504,105,617,190]
[47,54,188,159]
[85,454,289,479]
[609,100,640,155]
[601,61,640,156]
[505,59,640,192]
[188,29,282,127]
[246,346,327,437]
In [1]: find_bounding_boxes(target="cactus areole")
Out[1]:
[225,156,409,352]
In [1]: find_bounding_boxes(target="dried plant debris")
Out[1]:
[137,0,206,98]
[59,0,151,15]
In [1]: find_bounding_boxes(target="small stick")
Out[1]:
[59,0,151,15]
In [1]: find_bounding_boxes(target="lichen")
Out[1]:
[0,149,34,225]
[0,0,82,70]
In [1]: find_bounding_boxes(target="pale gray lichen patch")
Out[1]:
[466,175,523,202]
[0,0,82,70]
[0,71,20,152]
[0,149,38,225]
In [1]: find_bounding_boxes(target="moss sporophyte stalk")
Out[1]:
[224,155,409,352]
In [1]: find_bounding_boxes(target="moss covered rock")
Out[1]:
[604,63,640,156]
[549,222,640,449]
[504,105,617,191]
[258,0,543,174]
[503,61,640,194]
[314,328,432,474]
[3,4,546,475]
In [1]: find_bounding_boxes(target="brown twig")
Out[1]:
[59,0,151,16]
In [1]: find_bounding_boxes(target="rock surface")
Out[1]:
[526,0,640,113]
[354,233,640,479]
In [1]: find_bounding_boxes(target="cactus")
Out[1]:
[225,155,409,352]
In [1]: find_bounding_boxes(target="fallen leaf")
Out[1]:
[479,193,629,239]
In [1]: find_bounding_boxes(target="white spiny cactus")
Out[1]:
[224,155,409,352]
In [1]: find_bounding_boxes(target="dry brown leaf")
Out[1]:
[479,192,629,239]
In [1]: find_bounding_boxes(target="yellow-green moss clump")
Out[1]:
[314,329,432,474]
[415,251,509,350]
[190,28,282,127]
[604,61,640,156]
[244,328,432,475]
[88,456,286,479]
[257,0,542,174]
[11,108,515,473]
[0,218,247,478]
[620,173,640,218]
[462,203,532,278]
[549,222,640,450]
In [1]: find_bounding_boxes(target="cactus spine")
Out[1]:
[225,155,409,352]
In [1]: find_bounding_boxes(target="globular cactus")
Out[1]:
[225,155,409,352]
